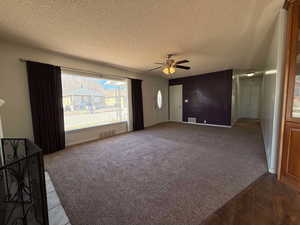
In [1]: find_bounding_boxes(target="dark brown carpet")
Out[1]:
[45,120,267,225]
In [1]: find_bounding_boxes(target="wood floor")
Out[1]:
[201,173,300,225]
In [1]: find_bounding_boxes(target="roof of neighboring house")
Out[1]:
[63,88,103,97]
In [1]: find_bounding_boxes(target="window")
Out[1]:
[62,70,128,131]
[157,90,162,109]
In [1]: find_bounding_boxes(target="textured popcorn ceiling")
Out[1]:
[0,0,284,78]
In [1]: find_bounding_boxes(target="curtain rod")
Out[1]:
[19,58,142,80]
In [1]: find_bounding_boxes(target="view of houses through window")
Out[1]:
[62,70,128,131]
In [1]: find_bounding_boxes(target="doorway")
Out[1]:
[169,85,182,122]
[239,76,262,119]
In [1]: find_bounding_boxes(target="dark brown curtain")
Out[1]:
[26,61,65,154]
[131,79,144,130]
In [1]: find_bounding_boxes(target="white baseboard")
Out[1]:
[268,166,277,174]
[181,121,232,128]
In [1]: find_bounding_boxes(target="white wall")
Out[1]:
[231,75,237,125]
[65,122,128,146]
[0,41,169,143]
[0,100,4,165]
[231,72,241,125]
[260,9,287,173]
[232,73,263,122]
[0,100,4,138]
[239,76,262,119]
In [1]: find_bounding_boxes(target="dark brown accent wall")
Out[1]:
[169,70,232,126]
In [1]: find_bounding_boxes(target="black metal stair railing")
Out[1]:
[0,138,49,225]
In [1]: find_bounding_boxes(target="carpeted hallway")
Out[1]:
[44,120,267,225]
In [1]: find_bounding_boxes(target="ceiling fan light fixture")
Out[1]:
[163,66,176,75]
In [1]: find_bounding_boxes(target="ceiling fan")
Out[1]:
[148,54,191,75]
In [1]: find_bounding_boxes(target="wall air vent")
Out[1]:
[187,117,197,123]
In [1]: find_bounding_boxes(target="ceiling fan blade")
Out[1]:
[147,66,162,72]
[175,60,189,64]
[175,65,191,70]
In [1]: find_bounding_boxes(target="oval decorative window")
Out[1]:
[157,90,162,109]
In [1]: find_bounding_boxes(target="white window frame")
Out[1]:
[156,89,163,110]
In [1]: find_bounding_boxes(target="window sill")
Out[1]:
[65,121,128,133]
